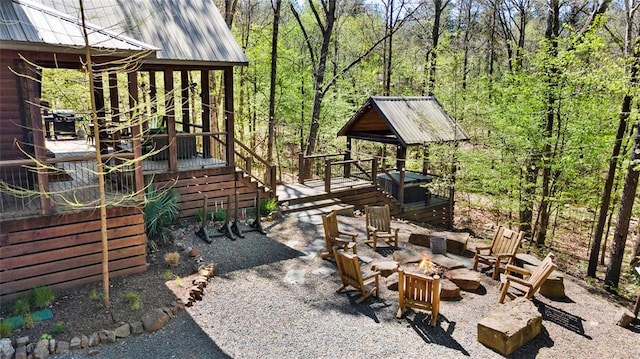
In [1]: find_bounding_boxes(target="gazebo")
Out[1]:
[337,96,469,226]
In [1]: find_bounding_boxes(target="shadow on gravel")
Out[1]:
[204,232,305,275]
[406,313,471,356]
[534,299,592,339]
[507,326,554,359]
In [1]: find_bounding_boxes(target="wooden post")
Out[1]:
[324,159,332,193]
[372,157,378,185]
[181,70,190,133]
[20,62,51,214]
[398,167,405,209]
[224,68,235,167]
[147,70,156,130]
[201,70,211,158]
[298,152,305,184]
[164,69,178,172]
[422,144,430,175]
[344,137,352,178]
[269,163,277,190]
[93,75,107,156]
[128,71,144,200]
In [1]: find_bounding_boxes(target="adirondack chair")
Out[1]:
[498,253,557,303]
[333,248,380,304]
[397,269,441,326]
[321,211,358,260]
[473,226,524,279]
[365,204,399,251]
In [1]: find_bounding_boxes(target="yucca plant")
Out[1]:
[144,187,180,249]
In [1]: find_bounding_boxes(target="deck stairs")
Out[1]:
[276,183,355,217]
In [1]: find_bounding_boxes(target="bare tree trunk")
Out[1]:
[267,0,282,164]
[383,0,394,95]
[428,0,449,95]
[588,0,633,277]
[605,116,640,290]
[535,0,559,246]
[80,0,109,308]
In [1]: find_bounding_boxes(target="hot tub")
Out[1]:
[377,171,432,203]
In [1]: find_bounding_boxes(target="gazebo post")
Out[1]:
[344,137,352,178]
[397,145,407,209]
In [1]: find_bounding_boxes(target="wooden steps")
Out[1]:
[281,198,354,217]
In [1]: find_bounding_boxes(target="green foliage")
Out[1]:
[196,209,226,224]
[144,187,180,246]
[51,321,66,334]
[0,321,12,338]
[162,269,174,280]
[260,198,277,216]
[124,291,141,311]
[23,313,34,329]
[40,333,52,340]
[30,286,56,309]
[12,298,31,316]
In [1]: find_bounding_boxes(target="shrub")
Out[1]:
[23,313,34,329]
[124,291,141,311]
[162,269,174,280]
[52,321,66,334]
[164,252,180,267]
[0,321,12,338]
[40,333,52,340]
[213,209,227,222]
[144,187,180,247]
[260,197,277,216]
[12,298,31,316]
[30,286,56,308]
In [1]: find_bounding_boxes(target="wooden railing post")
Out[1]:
[398,168,405,209]
[324,159,332,193]
[298,152,305,184]
[372,157,378,185]
[269,164,277,190]
[245,156,252,176]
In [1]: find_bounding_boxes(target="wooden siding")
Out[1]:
[150,167,270,219]
[0,51,25,161]
[0,206,147,303]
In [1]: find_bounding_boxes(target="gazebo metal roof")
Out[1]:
[337,96,469,147]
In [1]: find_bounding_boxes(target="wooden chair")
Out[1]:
[365,204,399,251]
[397,269,441,326]
[333,248,380,304]
[498,253,557,303]
[321,211,358,260]
[473,226,524,279]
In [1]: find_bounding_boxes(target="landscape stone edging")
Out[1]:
[1,262,216,359]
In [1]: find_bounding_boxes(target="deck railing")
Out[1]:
[211,136,277,192]
[298,152,378,191]
[0,152,139,220]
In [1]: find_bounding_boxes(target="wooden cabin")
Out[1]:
[0,0,272,302]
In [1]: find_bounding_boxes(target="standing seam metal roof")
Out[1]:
[338,96,469,147]
[34,0,248,65]
[0,0,158,51]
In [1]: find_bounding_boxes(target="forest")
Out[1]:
[42,1,640,298]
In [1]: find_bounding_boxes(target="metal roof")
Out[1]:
[0,0,158,52]
[337,96,469,147]
[35,0,248,66]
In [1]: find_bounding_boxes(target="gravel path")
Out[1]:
[54,214,640,358]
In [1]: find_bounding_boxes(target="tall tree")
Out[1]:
[588,0,634,278]
[267,0,282,164]
[427,0,450,95]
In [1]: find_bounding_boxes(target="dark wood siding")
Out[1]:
[0,206,147,303]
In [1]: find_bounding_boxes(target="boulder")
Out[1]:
[33,339,49,359]
[141,308,170,333]
[371,261,399,277]
[439,279,461,300]
[14,345,27,359]
[55,341,69,355]
[615,309,635,328]
[0,338,15,359]
[114,323,131,338]
[477,297,542,356]
[408,231,470,255]
[130,321,145,335]
[88,332,100,347]
[69,337,81,350]
[15,336,29,347]
[444,268,482,291]
[431,254,466,270]
[392,248,424,264]
[80,335,89,348]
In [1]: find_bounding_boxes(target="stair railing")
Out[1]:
[212,137,276,192]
